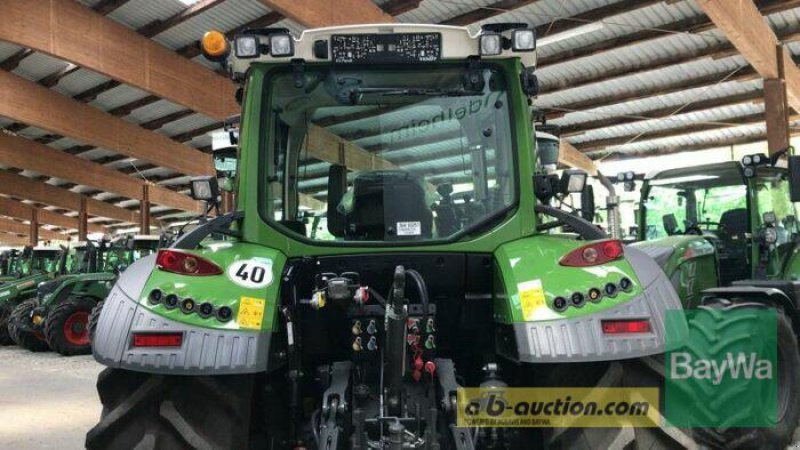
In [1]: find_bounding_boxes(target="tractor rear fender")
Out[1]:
[42,273,116,309]
[703,284,800,336]
[92,241,285,375]
[493,235,687,363]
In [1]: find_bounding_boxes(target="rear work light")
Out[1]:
[601,319,651,334]
[132,332,183,347]
[560,240,624,267]
[156,249,223,276]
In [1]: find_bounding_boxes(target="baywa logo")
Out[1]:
[664,308,778,428]
[670,352,773,386]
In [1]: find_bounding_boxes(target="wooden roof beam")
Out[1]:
[258,0,394,27]
[697,0,800,112]
[0,0,239,120]
[0,196,105,234]
[0,134,202,214]
[538,0,800,68]
[0,217,68,242]
[0,171,139,224]
[0,233,34,247]
[0,70,213,176]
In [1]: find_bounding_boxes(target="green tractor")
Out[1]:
[0,249,26,284]
[0,246,64,345]
[10,235,161,355]
[86,24,792,450]
[631,155,800,446]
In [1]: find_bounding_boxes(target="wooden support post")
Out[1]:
[765,44,791,156]
[140,185,151,234]
[78,196,88,241]
[221,191,235,214]
[29,209,38,246]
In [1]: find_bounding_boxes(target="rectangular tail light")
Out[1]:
[132,332,183,348]
[601,319,651,334]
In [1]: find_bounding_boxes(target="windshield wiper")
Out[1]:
[352,87,484,97]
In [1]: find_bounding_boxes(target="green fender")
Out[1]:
[493,234,645,324]
[41,272,118,309]
[136,241,286,332]
[0,272,55,306]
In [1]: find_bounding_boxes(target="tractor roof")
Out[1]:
[227,23,537,77]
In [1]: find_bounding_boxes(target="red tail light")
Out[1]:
[156,249,222,276]
[559,240,624,267]
[601,319,651,334]
[132,332,183,347]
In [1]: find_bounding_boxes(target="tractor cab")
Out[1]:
[102,235,160,274]
[29,247,64,275]
[637,157,796,287]
[0,249,23,281]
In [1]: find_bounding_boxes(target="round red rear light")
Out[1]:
[602,241,623,259]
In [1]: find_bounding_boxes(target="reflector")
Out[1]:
[601,320,651,334]
[132,332,183,347]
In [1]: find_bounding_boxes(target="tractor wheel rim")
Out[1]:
[63,311,90,346]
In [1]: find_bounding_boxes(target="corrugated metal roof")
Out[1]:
[552,78,763,128]
[107,0,187,31]
[538,53,749,108]
[53,69,111,98]
[569,102,764,145]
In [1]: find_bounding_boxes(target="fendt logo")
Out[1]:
[670,352,773,385]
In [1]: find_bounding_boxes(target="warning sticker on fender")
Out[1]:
[518,280,546,321]
[397,221,421,236]
[237,297,266,329]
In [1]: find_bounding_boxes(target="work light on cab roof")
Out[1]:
[199,23,538,94]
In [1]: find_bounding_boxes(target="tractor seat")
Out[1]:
[345,170,433,241]
[719,208,748,238]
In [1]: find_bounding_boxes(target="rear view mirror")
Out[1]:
[789,155,800,202]
[580,184,595,221]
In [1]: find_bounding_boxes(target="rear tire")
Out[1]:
[543,360,687,450]
[8,298,49,352]
[0,302,13,345]
[88,299,104,344]
[86,368,258,450]
[45,296,96,356]
[678,301,800,449]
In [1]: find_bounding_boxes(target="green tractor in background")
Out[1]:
[10,235,161,355]
[0,246,65,345]
[0,249,26,284]
[631,154,800,446]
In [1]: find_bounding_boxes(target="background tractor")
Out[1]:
[0,246,64,345]
[10,235,161,355]
[0,249,25,284]
[85,23,695,450]
[632,154,800,447]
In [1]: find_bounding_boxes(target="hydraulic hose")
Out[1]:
[405,269,430,325]
[385,266,408,415]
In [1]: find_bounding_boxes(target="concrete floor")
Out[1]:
[0,346,103,450]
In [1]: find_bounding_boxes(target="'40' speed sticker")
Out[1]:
[227,258,274,289]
